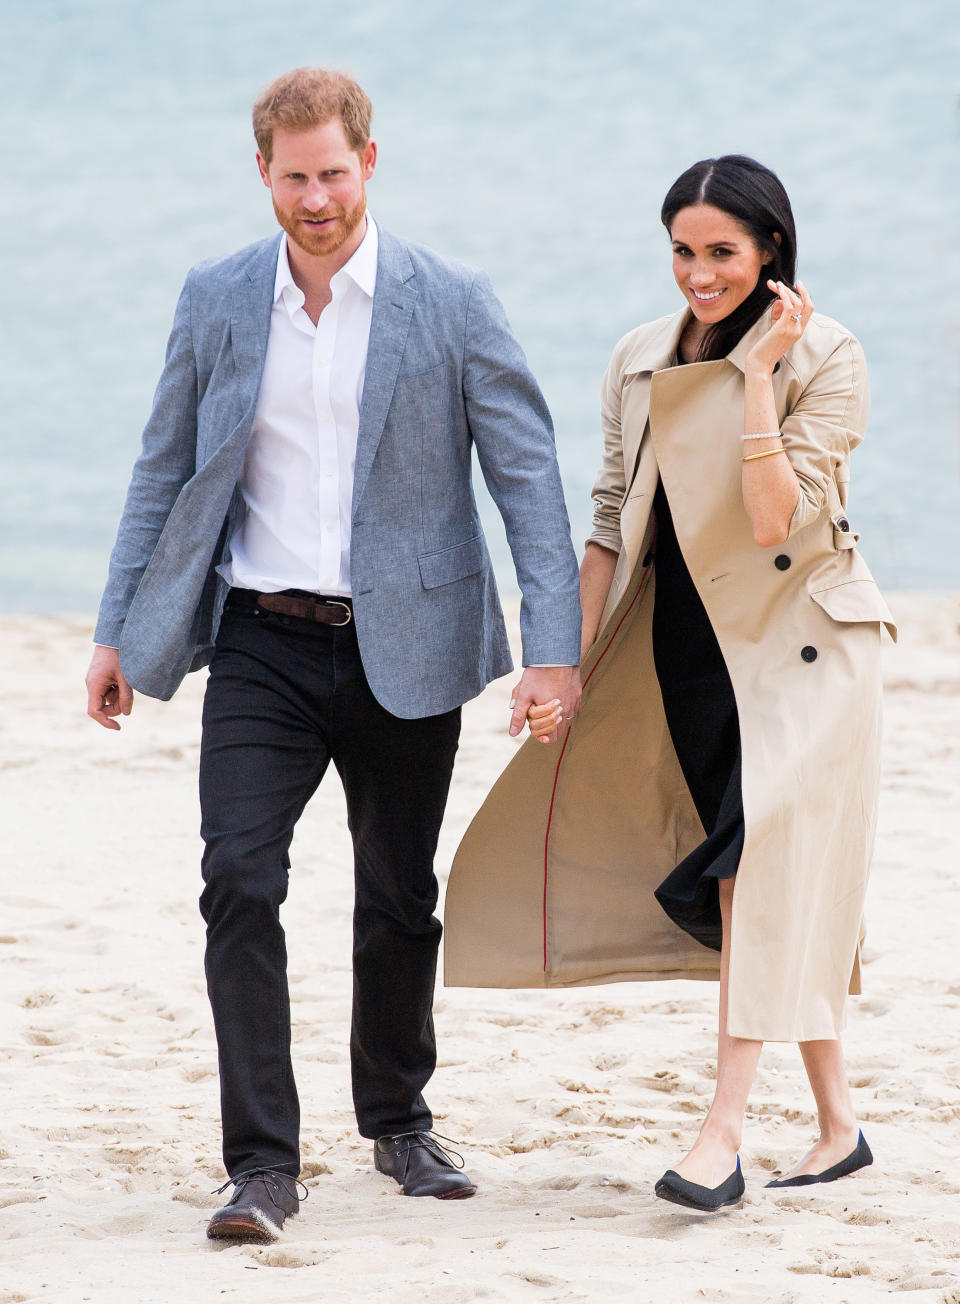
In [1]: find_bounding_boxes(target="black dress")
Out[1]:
[650,476,744,952]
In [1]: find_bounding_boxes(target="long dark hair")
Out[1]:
[660,155,797,362]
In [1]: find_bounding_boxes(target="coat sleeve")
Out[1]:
[462,271,582,666]
[93,273,201,647]
[782,335,869,537]
[586,348,627,555]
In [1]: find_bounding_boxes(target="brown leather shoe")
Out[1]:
[374,1131,476,1199]
[206,1169,304,1242]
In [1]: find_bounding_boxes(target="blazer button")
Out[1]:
[774,554,791,571]
[642,550,655,567]
[801,645,818,663]
[836,517,850,532]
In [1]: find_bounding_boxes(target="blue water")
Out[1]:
[2,0,957,611]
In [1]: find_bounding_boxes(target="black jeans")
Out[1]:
[198,595,461,1178]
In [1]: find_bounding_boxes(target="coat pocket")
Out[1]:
[418,535,484,590]
[809,578,897,641]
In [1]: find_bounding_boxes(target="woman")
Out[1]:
[444,155,896,1211]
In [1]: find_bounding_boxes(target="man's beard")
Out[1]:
[275,188,367,258]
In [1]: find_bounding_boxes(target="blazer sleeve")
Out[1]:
[782,335,869,537]
[586,348,627,555]
[93,272,200,646]
[461,271,582,666]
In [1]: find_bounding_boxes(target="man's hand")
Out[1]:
[85,646,134,730]
[509,666,581,745]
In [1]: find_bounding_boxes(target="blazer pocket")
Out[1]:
[809,578,897,640]
[418,535,484,590]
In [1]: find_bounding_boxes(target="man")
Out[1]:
[85,67,581,1243]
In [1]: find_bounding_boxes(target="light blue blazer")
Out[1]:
[95,227,582,717]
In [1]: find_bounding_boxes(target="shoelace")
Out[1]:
[212,1167,310,1209]
[375,1130,467,1170]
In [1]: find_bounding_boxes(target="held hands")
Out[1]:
[509,666,581,745]
[85,646,134,730]
[747,279,814,373]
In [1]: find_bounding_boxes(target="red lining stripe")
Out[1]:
[541,546,656,973]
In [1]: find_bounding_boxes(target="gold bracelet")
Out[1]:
[742,447,787,463]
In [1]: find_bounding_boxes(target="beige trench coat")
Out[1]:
[444,305,896,1042]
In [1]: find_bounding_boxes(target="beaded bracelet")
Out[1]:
[741,431,782,441]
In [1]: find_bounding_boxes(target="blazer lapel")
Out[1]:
[230,233,280,371]
[352,229,418,515]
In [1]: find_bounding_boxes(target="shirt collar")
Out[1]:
[274,215,379,306]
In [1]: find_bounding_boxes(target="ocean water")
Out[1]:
[2,0,957,612]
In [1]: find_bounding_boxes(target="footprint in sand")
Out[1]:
[180,1065,217,1083]
[560,1078,609,1095]
[636,1070,681,1093]
[20,990,56,1009]
[248,1245,328,1268]
[534,1174,581,1191]
[509,1272,562,1288]
[789,1253,873,1279]
[171,1185,215,1208]
[0,1191,45,1210]
[23,1027,66,1047]
[750,1151,781,1173]
[567,1203,626,1219]
[593,1052,628,1071]
[101,1143,159,1167]
[840,1208,890,1227]
[596,1109,652,1129]
[857,998,893,1016]
[298,1159,332,1180]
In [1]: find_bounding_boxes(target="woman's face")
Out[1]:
[670,204,769,325]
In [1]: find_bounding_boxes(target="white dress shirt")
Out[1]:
[219,217,379,597]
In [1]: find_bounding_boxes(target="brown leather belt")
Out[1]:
[255,593,352,626]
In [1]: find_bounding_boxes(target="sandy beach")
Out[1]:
[1,593,958,1304]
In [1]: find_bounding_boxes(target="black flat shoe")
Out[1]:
[206,1168,305,1242]
[765,1130,873,1188]
[375,1130,476,1199]
[654,1156,744,1211]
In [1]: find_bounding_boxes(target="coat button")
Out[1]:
[774,554,791,570]
[801,645,818,663]
[836,517,850,532]
[642,550,655,567]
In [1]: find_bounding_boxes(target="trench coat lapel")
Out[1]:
[352,229,418,515]
[618,310,688,493]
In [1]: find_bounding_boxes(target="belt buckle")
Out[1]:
[324,600,352,626]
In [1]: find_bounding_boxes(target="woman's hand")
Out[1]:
[747,279,814,374]
[526,698,564,742]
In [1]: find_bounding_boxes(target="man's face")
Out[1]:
[257,119,377,259]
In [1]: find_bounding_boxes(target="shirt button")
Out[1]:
[320,467,335,478]
[801,645,818,663]
[774,554,791,571]
[319,412,332,422]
